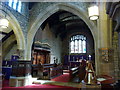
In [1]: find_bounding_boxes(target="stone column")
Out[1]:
[113,32,119,80]
[97,2,114,76]
[118,32,120,78]
[106,2,120,80]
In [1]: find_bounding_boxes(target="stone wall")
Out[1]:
[113,32,119,79]
[119,32,120,77]
[1,2,29,40]
[2,34,16,60]
[62,27,94,62]
[34,23,62,64]
[29,2,89,27]
[5,44,17,60]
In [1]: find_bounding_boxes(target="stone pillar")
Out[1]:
[97,2,114,76]
[106,2,120,80]
[113,32,119,80]
[98,2,112,48]
[113,10,120,79]
[118,32,120,78]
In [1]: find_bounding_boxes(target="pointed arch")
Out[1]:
[26,3,98,60]
[0,9,25,54]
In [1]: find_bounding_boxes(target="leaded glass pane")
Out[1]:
[70,34,86,54]
[9,0,12,7]
[70,41,74,53]
[8,0,22,13]
[13,0,17,10]
[83,40,86,53]
[79,39,82,53]
[18,1,21,12]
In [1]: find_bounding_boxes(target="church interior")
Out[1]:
[0,0,120,90]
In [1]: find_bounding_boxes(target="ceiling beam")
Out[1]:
[1,30,14,42]
[0,31,8,35]
[54,19,85,37]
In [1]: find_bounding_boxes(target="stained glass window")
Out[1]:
[8,0,22,13]
[70,35,86,53]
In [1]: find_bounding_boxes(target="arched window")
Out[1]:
[8,0,22,12]
[70,35,86,53]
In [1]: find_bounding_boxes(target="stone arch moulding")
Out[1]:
[0,9,25,57]
[27,3,98,60]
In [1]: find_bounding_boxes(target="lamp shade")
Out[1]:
[88,5,99,20]
[0,18,9,28]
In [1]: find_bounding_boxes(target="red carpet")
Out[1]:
[51,73,70,82]
[2,74,79,90]
[2,84,79,90]
[2,80,9,87]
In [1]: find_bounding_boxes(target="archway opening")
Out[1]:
[0,7,25,67]
[31,10,95,80]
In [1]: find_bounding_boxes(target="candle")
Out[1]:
[88,73,91,84]
[88,55,91,60]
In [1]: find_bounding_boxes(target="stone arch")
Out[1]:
[27,3,98,61]
[0,9,25,57]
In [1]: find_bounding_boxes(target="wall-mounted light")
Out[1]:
[0,3,9,28]
[88,5,99,20]
[0,18,9,28]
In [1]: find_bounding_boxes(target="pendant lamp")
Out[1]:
[88,5,99,20]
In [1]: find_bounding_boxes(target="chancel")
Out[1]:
[1,1,120,90]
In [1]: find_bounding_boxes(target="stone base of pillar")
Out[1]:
[9,75,33,87]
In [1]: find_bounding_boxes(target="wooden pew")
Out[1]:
[69,67,79,81]
[36,63,63,79]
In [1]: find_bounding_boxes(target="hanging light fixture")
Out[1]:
[88,5,99,20]
[0,18,9,28]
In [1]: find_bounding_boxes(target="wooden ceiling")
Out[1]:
[0,26,13,42]
[40,10,89,39]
